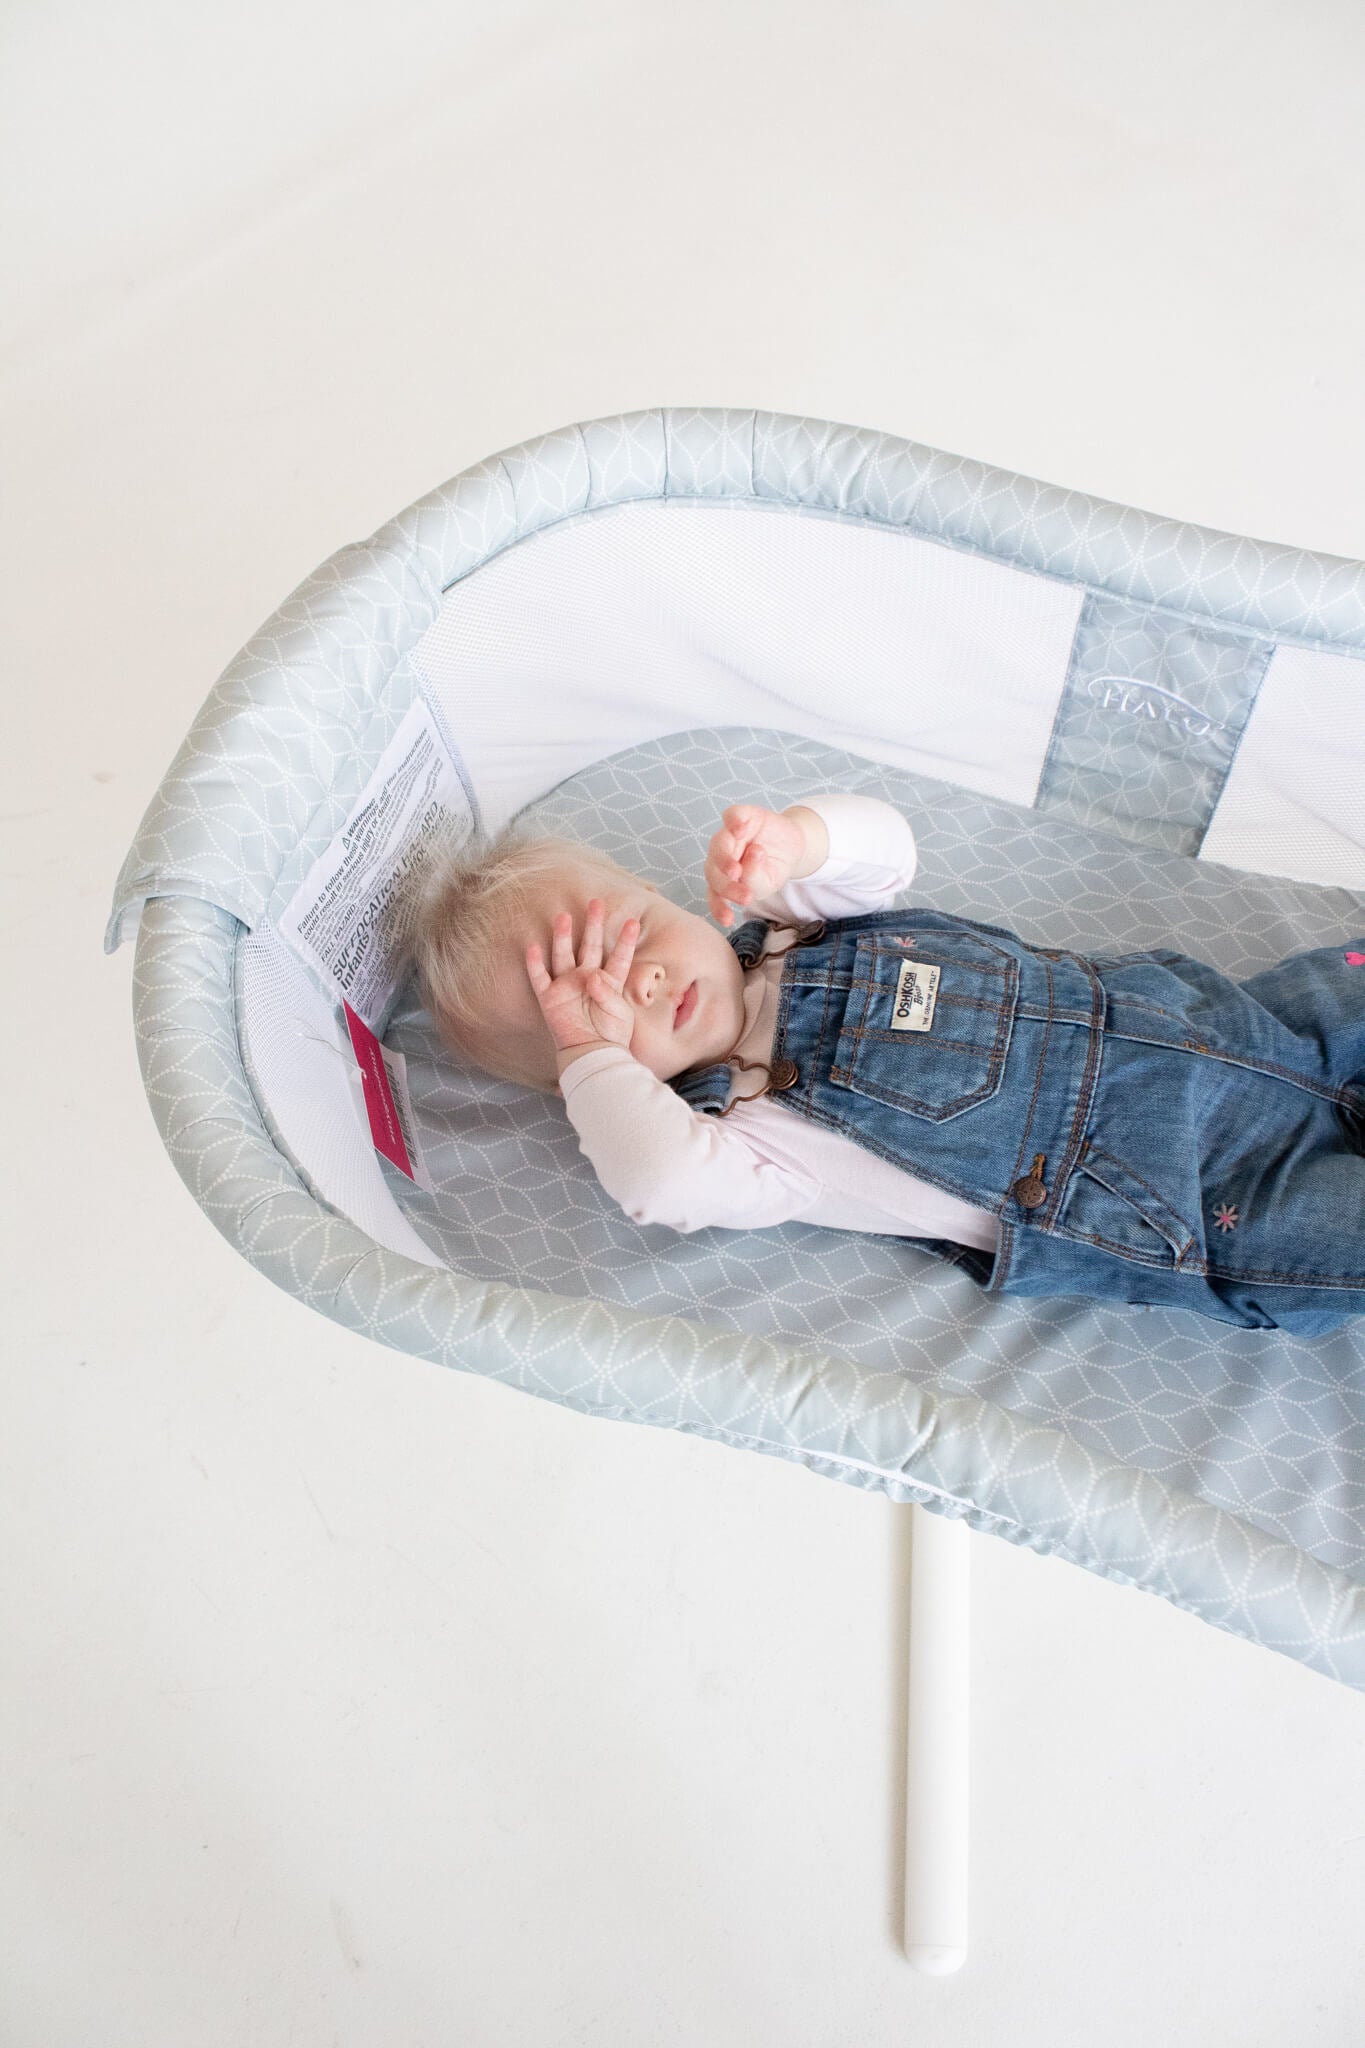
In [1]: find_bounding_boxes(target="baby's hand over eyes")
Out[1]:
[704,804,810,925]
[525,900,639,1054]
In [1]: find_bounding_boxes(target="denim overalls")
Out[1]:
[669,908,1365,1335]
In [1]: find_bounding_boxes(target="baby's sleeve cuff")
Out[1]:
[556,1044,637,1096]
[795,792,917,883]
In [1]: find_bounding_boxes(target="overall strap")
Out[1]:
[667,917,769,1115]
[667,915,819,1117]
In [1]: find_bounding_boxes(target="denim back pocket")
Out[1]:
[1058,1142,1202,1269]
[830,932,1019,1122]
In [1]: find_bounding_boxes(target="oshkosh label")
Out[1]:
[890,959,940,1032]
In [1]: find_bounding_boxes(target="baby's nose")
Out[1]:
[630,960,666,1006]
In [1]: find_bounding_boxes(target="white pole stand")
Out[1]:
[903,1503,970,1973]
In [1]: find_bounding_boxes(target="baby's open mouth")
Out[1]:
[673,982,698,1029]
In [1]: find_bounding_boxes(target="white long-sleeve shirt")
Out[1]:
[557,793,1002,1252]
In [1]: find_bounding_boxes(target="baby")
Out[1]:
[414,792,1365,1335]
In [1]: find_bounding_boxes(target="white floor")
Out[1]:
[4,4,1365,2043]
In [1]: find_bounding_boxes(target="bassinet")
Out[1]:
[109,407,1365,1965]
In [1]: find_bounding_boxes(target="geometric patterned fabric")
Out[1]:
[1035,590,1274,854]
[380,725,1365,1581]
[111,406,1365,1688]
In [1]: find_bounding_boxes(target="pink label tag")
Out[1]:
[1346,951,1365,967]
[344,1001,417,1181]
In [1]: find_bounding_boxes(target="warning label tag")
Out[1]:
[889,959,940,1032]
[280,699,473,1030]
[344,1001,435,1192]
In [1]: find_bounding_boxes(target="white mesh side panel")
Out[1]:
[413,498,1084,836]
[237,923,446,1268]
[1201,643,1365,888]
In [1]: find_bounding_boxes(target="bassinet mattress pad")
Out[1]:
[112,407,1365,1687]
[374,725,1365,1564]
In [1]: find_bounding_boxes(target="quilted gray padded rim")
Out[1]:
[114,408,1365,1687]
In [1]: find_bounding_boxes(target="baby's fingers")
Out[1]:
[716,813,752,874]
[721,803,765,857]
[525,941,551,999]
[549,910,576,977]
[601,915,640,983]
[702,853,740,924]
[737,839,775,890]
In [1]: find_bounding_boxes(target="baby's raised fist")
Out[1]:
[704,803,810,926]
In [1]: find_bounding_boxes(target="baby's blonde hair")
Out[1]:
[410,824,641,1092]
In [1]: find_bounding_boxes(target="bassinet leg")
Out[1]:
[903,1504,970,1973]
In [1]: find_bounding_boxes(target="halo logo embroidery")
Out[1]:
[1085,674,1224,741]
[1213,1202,1239,1233]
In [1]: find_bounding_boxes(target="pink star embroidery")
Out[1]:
[1213,1202,1239,1233]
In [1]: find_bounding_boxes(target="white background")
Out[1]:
[3,3,1365,2042]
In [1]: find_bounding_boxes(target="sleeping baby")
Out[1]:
[412,793,1365,1335]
